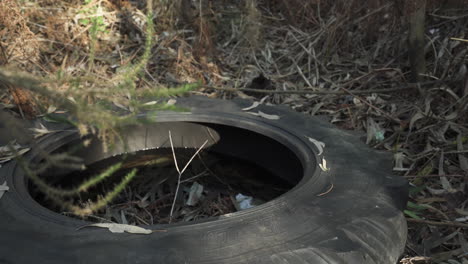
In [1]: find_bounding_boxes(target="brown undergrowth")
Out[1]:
[0,0,467,262]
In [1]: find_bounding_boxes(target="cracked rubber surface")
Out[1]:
[0,96,407,264]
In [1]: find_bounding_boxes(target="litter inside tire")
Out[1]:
[32,144,298,225]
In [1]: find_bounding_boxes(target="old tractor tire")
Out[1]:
[0,96,407,264]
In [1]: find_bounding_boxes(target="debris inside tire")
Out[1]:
[235,193,259,210]
[32,149,293,225]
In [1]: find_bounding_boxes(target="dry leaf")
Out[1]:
[0,144,30,165]
[306,136,325,155]
[246,111,280,120]
[431,123,449,143]
[30,123,56,139]
[143,101,158,106]
[79,223,154,234]
[310,102,324,116]
[353,97,363,107]
[393,152,409,171]
[112,101,128,111]
[242,96,269,111]
[430,87,460,100]
[0,181,9,200]
[68,97,76,103]
[242,101,261,111]
[319,158,330,172]
[47,105,57,114]
[409,111,425,130]
[426,186,447,195]
[166,99,177,106]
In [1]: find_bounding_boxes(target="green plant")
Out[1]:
[13,150,137,216]
[404,201,430,219]
[0,0,199,217]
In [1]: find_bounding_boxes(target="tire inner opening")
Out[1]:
[28,122,304,225]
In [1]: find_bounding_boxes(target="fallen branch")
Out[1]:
[451,37,468,43]
[406,218,468,229]
[201,80,451,95]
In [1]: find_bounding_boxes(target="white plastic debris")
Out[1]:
[0,181,9,200]
[235,193,255,210]
[186,182,204,206]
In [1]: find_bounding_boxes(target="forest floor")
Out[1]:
[0,1,467,263]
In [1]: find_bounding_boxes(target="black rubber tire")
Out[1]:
[0,96,407,264]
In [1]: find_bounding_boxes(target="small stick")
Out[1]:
[407,218,468,229]
[168,131,181,174]
[451,37,468,43]
[179,141,209,175]
[180,170,209,183]
[168,131,208,223]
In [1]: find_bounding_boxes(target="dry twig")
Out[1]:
[168,130,208,222]
[407,218,468,229]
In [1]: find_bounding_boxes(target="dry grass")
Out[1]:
[0,0,467,263]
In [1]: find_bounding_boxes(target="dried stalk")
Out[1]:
[168,130,208,222]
